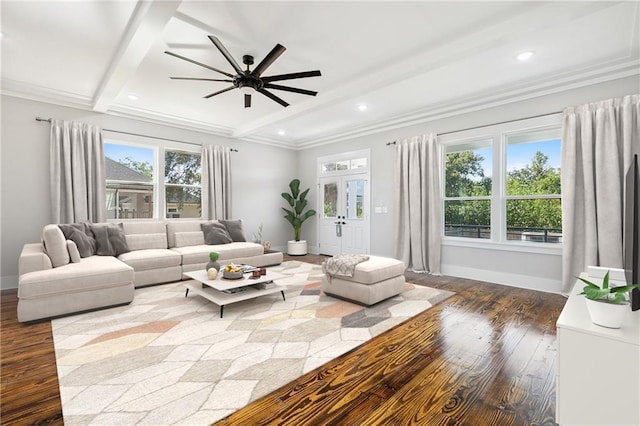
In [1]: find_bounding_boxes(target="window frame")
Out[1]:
[439,114,563,255]
[163,147,202,220]
[103,134,202,221]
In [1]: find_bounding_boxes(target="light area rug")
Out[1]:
[51,261,453,425]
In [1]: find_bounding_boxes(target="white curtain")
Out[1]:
[395,133,442,273]
[201,144,231,220]
[50,119,106,223]
[561,94,640,294]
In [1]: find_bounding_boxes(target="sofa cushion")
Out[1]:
[171,242,263,265]
[201,222,233,245]
[166,221,203,248]
[220,219,247,242]
[125,233,168,251]
[42,224,70,267]
[174,231,205,247]
[91,223,130,256]
[122,222,168,250]
[118,249,181,271]
[59,223,96,257]
[67,240,81,263]
[18,255,133,299]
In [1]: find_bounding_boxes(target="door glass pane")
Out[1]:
[345,179,365,219]
[444,200,490,238]
[323,182,338,218]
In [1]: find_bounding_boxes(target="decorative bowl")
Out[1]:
[223,270,244,280]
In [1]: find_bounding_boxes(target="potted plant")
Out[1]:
[281,178,317,255]
[577,271,639,329]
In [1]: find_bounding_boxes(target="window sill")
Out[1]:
[442,237,562,256]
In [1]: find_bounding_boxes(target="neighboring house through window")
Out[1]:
[104,140,201,220]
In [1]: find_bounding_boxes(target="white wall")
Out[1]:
[0,95,296,289]
[297,76,639,294]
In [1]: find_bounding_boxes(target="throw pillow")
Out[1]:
[59,223,97,258]
[220,219,247,242]
[66,240,81,263]
[42,224,70,267]
[201,221,233,245]
[90,223,130,256]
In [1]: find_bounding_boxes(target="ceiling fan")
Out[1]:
[165,36,321,108]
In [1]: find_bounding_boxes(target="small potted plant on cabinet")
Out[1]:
[578,271,639,329]
[281,178,316,255]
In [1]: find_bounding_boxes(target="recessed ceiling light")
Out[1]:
[127,94,139,101]
[357,104,368,112]
[516,51,535,62]
[278,129,286,136]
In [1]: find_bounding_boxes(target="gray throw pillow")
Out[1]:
[59,223,97,258]
[90,223,130,256]
[201,222,233,245]
[220,219,246,242]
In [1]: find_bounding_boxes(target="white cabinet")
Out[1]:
[556,278,640,425]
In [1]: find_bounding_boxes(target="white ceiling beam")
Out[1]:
[93,0,182,112]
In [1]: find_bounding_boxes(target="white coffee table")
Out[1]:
[183,269,286,318]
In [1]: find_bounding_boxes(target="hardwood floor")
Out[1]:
[1,254,566,425]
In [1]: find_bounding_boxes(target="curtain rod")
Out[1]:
[386,110,562,145]
[35,117,239,152]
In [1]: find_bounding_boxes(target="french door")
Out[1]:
[318,173,370,256]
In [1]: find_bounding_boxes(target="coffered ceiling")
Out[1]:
[2,1,638,149]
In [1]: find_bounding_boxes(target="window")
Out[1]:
[104,143,155,219]
[104,141,202,220]
[444,140,492,239]
[442,118,562,245]
[505,129,561,243]
[321,157,367,173]
[164,150,202,219]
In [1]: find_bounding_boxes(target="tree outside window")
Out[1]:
[164,150,202,219]
[443,126,562,244]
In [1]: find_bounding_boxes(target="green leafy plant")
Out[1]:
[281,178,317,241]
[577,271,639,304]
[209,252,219,262]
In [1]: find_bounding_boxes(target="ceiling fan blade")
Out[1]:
[165,51,235,78]
[208,35,244,75]
[244,93,252,108]
[170,77,233,82]
[204,86,236,99]
[258,88,289,107]
[251,44,286,78]
[261,70,321,83]
[263,83,317,96]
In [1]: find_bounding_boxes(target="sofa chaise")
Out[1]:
[17,219,282,322]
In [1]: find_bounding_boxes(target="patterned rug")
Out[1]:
[52,261,453,425]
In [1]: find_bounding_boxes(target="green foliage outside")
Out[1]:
[445,149,562,238]
[119,156,152,178]
[164,151,202,210]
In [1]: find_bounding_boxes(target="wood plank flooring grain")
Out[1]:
[1,254,567,426]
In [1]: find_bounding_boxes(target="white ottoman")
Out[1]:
[321,255,406,305]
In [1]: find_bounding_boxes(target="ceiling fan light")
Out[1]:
[240,86,254,95]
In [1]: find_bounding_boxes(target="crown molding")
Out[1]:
[294,58,640,150]
[3,57,638,152]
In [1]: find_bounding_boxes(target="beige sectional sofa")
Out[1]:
[17,220,282,322]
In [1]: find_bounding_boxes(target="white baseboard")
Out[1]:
[1,275,18,290]
[441,264,562,294]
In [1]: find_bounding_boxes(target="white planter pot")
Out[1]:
[287,240,308,256]
[584,298,629,329]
